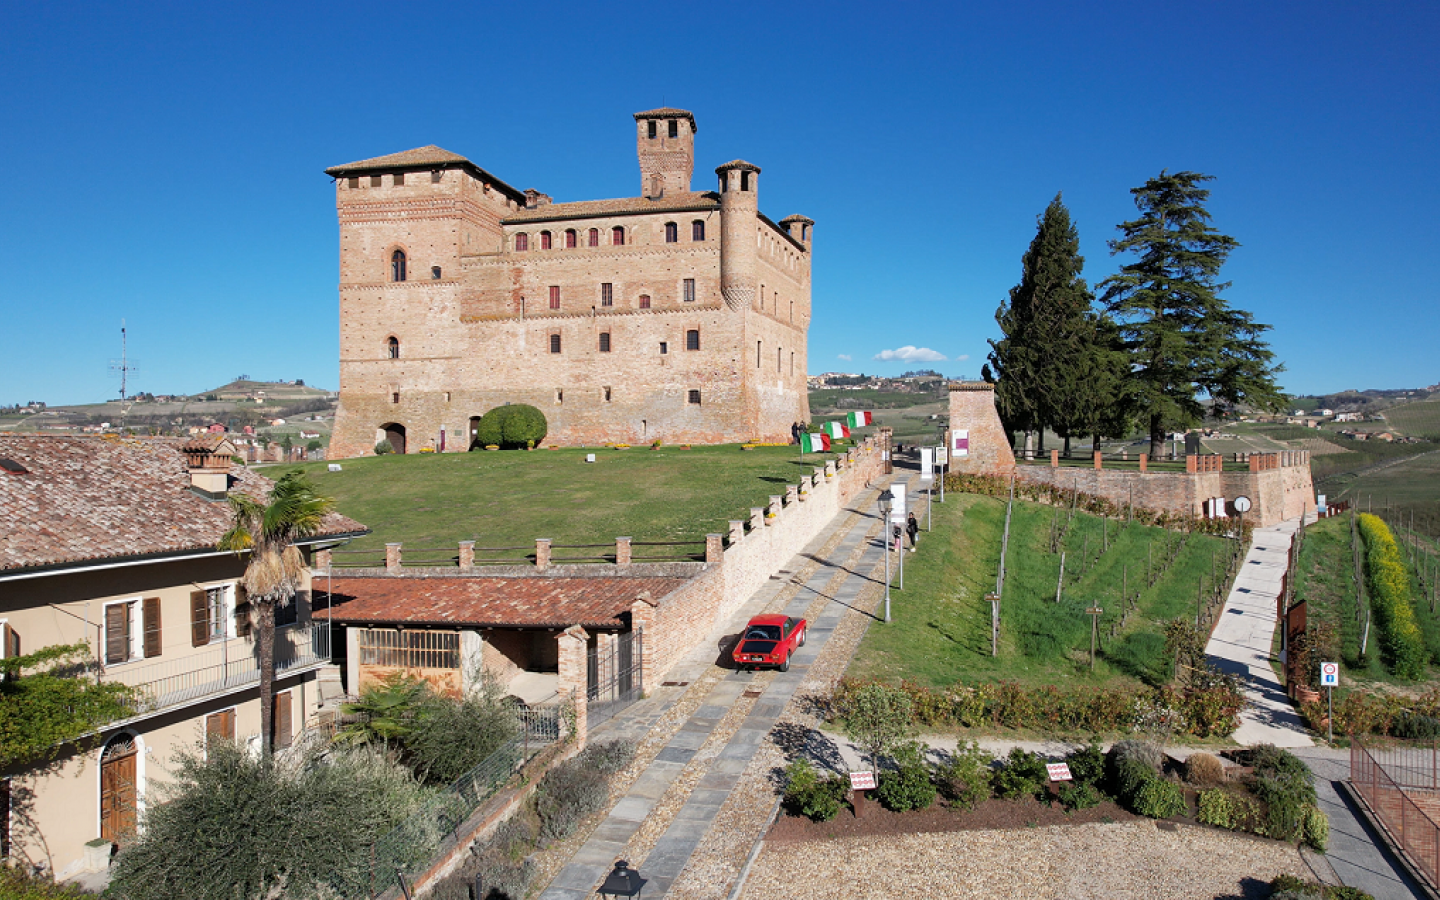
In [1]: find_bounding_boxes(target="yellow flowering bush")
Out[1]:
[1359,513,1427,679]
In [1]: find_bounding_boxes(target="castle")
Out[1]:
[324,108,813,457]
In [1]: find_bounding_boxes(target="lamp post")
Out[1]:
[878,488,893,623]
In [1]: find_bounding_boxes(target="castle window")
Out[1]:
[387,336,400,359]
[791,351,795,375]
[348,176,359,189]
[565,229,577,249]
[611,226,625,246]
[659,342,668,355]
[790,300,793,322]
[394,172,405,186]
[550,334,561,353]
[603,386,612,402]
[686,329,700,351]
[669,119,679,138]
[371,175,382,187]
[692,220,705,241]
[556,389,563,404]
[778,347,782,372]
[648,120,657,139]
[688,389,701,405]
[391,391,400,404]
[431,170,442,183]
[540,231,553,250]
[601,283,613,307]
[549,286,560,309]
[599,332,611,352]
[431,266,442,280]
[741,171,750,191]
[588,228,600,247]
[391,250,407,282]
[683,278,696,303]
[639,294,651,309]
[664,222,678,243]
[515,233,529,252]
[757,341,762,368]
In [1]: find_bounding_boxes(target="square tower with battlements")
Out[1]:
[324,108,814,457]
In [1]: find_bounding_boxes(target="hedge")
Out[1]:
[1358,514,1427,679]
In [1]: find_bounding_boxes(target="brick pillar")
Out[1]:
[750,507,764,531]
[385,542,402,573]
[535,538,552,571]
[458,541,475,571]
[629,596,657,690]
[555,625,589,748]
[1186,455,1198,474]
[1139,453,1148,474]
[1093,451,1103,470]
[767,495,782,523]
[313,548,332,570]
[1051,449,1059,468]
[729,520,745,544]
[706,533,724,563]
[1249,454,1261,473]
[615,537,632,567]
[785,485,798,506]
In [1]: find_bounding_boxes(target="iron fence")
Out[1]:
[1351,738,1440,891]
[586,629,643,728]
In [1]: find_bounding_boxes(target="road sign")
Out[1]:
[849,771,876,790]
[1320,661,1339,687]
[1046,762,1072,782]
[1086,607,1103,615]
[1233,495,1252,513]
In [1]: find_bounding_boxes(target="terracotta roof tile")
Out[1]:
[633,108,698,133]
[0,436,368,574]
[324,145,471,176]
[503,192,720,224]
[321,575,690,629]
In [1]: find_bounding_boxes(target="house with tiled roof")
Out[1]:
[323,107,815,457]
[0,435,367,880]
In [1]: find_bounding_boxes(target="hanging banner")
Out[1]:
[920,447,934,478]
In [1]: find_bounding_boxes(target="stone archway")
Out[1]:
[381,423,407,455]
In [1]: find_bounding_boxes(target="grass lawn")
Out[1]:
[1324,448,1440,536]
[252,442,859,558]
[849,493,1234,689]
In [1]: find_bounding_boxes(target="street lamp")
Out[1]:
[878,488,893,623]
[598,860,645,898]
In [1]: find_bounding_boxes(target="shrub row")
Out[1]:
[1297,687,1440,738]
[943,472,1254,541]
[833,677,1245,739]
[1194,745,1327,850]
[1269,874,1376,900]
[1358,514,1428,679]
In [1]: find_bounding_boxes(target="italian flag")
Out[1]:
[846,411,873,427]
[799,432,831,453]
[823,421,850,439]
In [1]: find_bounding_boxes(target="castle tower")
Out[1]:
[716,160,760,312]
[634,108,696,199]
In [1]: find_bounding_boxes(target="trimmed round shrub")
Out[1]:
[992,747,1048,801]
[1108,738,1163,772]
[1057,781,1102,810]
[875,742,935,812]
[782,758,848,822]
[473,404,549,450]
[580,739,636,777]
[374,439,394,455]
[1064,742,1106,789]
[1184,751,1226,788]
[1133,777,1186,819]
[933,742,993,810]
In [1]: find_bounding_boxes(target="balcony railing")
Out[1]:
[102,623,332,715]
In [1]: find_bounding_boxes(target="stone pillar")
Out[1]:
[706,533,724,564]
[458,540,475,571]
[385,542,402,573]
[615,537,632,567]
[1050,449,1059,468]
[767,495,782,523]
[313,548,332,570]
[1093,451,1103,470]
[1139,453,1148,474]
[785,485,798,506]
[824,460,836,479]
[629,596,657,690]
[728,520,745,544]
[750,507,764,531]
[555,625,589,748]
[535,538,552,571]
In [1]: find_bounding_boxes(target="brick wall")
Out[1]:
[947,382,1016,474]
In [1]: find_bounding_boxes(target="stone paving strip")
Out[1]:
[533,483,890,900]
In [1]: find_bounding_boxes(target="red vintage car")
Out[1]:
[732,614,807,671]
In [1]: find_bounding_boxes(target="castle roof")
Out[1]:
[715,159,761,173]
[503,191,721,225]
[324,145,526,204]
[633,108,698,133]
[779,214,814,226]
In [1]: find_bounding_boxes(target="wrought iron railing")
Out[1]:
[1351,738,1440,891]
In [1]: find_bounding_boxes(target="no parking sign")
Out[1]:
[1320,662,1339,687]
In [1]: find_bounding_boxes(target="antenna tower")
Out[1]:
[108,320,140,401]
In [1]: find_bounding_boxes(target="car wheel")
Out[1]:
[779,654,790,673]
[798,628,806,647]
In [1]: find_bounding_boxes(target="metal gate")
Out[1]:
[586,629,643,727]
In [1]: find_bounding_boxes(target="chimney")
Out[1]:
[181,436,235,501]
[524,189,552,209]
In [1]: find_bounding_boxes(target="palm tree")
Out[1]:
[219,472,334,755]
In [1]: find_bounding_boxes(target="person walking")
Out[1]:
[906,511,919,551]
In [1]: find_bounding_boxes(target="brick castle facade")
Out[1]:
[325,108,813,457]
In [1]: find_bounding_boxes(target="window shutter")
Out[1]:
[142,597,161,658]
[105,604,129,664]
[191,590,209,647]
[275,691,293,749]
[3,623,18,659]
[234,587,252,638]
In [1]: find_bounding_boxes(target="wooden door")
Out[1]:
[274,691,293,749]
[99,740,137,842]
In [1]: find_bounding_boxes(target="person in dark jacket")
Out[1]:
[906,511,919,551]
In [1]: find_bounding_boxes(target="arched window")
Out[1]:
[564,229,577,249]
[664,222,678,243]
[588,228,599,247]
[431,266,441,280]
[549,334,561,353]
[686,329,700,351]
[692,220,705,241]
[387,336,400,359]
[515,233,529,252]
[391,249,407,282]
[639,294,651,309]
[540,231,553,250]
[611,226,625,246]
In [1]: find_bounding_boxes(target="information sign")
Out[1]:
[952,430,970,458]
[1320,662,1339,687]
[1046,762,1072,782]
[1085,607,1103,616]
[849,771,877,790]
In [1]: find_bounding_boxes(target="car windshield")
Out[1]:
[744,625,782,641]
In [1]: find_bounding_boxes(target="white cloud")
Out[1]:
[837,353,852,361]
[873,346,947,362]
[955,354,970,362]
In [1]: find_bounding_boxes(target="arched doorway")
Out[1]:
[381,423,407,454]
[99,734,138,843]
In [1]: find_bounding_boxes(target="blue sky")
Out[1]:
[2,1,1436,406]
